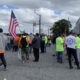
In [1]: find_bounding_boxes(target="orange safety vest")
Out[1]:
[18,37,21,48]
[13,36,20,42]
[0,51,5,53]
[26,36,31,44]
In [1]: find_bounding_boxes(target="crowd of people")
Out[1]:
[53,33,80,69]
[0,28,52,70]
[0,27,80,71]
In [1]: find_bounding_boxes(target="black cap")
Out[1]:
[36,33,39,36]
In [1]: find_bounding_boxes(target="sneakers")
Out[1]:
[77,67,80,70]
[52,54,56,56]
[3,67,8,71]
[33,60,39,62]
[26,57,29,60]
[69,66,80,70]
[70,66,73,69]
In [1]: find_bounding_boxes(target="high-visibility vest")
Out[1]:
[75,37,80,48]
[56,37,64,51]
[26,36,31,44]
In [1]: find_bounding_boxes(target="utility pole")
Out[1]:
[33,25,34,34]
[39,15,41,34]
[34,10,41,35]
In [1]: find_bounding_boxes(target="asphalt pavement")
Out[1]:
[0,45,80,80]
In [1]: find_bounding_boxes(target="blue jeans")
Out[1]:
[29,44,32,53]
[57,52,63,63]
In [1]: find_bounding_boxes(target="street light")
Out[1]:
[34,10,41,34]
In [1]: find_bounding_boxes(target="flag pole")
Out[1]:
[63,26,67,62]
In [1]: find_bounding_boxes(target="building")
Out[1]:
[73,18,80,34]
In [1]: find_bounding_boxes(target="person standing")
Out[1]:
[52,34,58,56]
[0,28,7,70]
[32,33,41,62]
[19,33,29,63]
[40,34,45,53]
[44,34,48,53]
[66,32,80,69]
[75,34,80,62]
[29,33,34,53]
[56,34,64,63]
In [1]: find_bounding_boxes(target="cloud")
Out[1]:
[0,0,80,34]
[3,5,8,9]
[0,0,80,10]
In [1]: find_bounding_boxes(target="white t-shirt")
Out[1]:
[66,35,77,49]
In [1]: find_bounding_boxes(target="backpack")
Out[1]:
[21,37,28,48]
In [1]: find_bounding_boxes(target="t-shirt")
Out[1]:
[75,37,80,48]
[56,37,64,51]
[44,36,48,44]
[66,35,77,49]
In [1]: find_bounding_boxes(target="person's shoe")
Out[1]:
[70,66,73,69]
[77,67,80,69]
[52,54,56,56]
[0,64,3,68]
[3,67,8,71]
[33,60,38,62]
[60,61,63,64]
[27,57,29,60]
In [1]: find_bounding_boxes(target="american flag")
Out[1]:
[9,11,19,38]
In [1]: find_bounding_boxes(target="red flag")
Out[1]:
[9,11,19,38]
[64,26,66,51]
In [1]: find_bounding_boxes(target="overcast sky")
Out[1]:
[0,0,80,34]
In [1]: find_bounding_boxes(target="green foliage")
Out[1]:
[50,19,72,35]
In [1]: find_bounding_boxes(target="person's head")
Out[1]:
[78,34,80,37]
[62,34,64,37]
[0,28,3,33]
[30,33,32,35]
[36,33,39,36]
[22,32,26,36]
[68,32,73,35]
[77,34,79,37]
[72,33,76,37]
[58,34,62,37]
[26,33,28,35]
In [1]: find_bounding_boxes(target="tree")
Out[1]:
[50,19,72,35]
